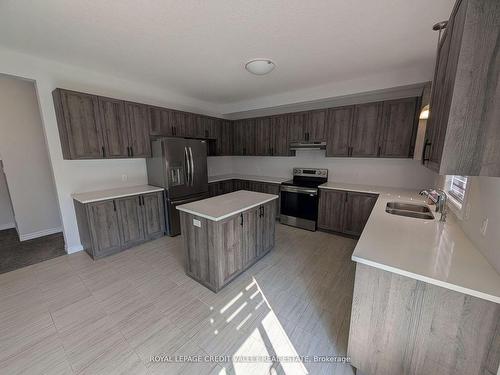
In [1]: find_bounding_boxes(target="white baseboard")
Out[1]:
[0,222,16,231]
[19,227,63,241]
[66,244,84,254]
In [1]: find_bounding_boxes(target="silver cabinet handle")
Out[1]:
[280,186,318,195]
[184,146,190,185]
[188,147,194,186]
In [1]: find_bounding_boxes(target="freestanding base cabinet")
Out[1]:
[178,196,277,292]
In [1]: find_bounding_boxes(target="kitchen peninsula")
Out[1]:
[177,190,278,292]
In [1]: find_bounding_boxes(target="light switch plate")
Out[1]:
[193,219,201,228]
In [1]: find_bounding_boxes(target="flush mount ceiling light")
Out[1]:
[245,59,276,75]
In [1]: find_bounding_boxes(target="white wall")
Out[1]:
[210,152,436,189]
[0,160,15,230]
[447,176,500,274]
[0,75,62,239]
[0,46,222,252]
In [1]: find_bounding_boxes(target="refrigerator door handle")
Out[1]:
[188,146,195,187]
[184,146,191,186]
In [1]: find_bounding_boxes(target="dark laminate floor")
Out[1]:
[0,228,65,274]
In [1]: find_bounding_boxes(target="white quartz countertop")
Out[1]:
[208,174,289,184]
[72,185,164,204]
[328,183,500,303]
[176,190,278,221]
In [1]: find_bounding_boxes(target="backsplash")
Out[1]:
[208,151,436,190]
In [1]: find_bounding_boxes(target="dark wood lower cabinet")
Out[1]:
[348,263,500,375]
[318,188,378,237]
[318,189,346,233]
[116,195,145,248]
[180,199,277,292]
[74,191,165,259]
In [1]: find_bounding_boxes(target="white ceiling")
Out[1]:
[0,0,454,111]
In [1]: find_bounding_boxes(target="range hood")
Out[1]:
[289,141,327,151]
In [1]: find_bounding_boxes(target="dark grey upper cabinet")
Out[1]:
[99,97,129,158]
[288,112,307,142]
[150,106,174,136]
[233,119,255,155]
[304,110,326,141]
[318,189,346,232]
[424,0,500,176]
[343,192,377,236]
[126,102,152,158]
[87,200,122,257]
[53,89,105,160]
[271,115,291,156]
[350,102,383,157]
[216,120,233,156]
[255,117,273,156]
[380,97,419,158]
[116,195,145,247]
[326,106,353,157]
[196,116,218,139]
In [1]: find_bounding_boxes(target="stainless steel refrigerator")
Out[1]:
[146,137,209,236]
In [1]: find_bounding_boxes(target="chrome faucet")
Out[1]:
[419,189,448,222]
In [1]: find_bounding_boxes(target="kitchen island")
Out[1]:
[177,190,278,292]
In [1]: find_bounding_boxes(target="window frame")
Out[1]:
[444,175,470,219]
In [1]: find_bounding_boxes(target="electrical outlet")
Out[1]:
[480,218,488,236]
[121,174,128,182]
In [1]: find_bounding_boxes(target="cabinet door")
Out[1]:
[233,119,255,155]
[196,116,217,139]
[326,106,353,157]
[318,189,346,232]
[242,208,258,266]
[255,117,273,156]
[208,182,218,197]
[218,214,244,285]
[380,98,418,158]
[99,97,129,158]
[150,107,174,136]
[256,201,276,257]
[142,192,165,238]
[88,200,122,257]
[116,196,145,247]
[57,90,104,159]
[126,102,151,158]
[343,192,377,236]
[304,110,326,141]
[216,120,233,156]
[271,115,291,156]
[351,102,383,157]
[288,112,306,142]
[233,120,245,155]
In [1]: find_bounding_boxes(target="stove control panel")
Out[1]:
[292,168,328,178]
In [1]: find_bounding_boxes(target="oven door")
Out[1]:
[279,185,318,231]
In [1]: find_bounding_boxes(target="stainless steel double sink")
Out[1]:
[385,202,434,220]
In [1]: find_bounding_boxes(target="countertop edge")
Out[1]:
[177,195,279,221]
[208,174,287,184]
[73,186,164,204]
[351,255,500,304]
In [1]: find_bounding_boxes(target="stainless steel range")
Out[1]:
[279,167,328,231]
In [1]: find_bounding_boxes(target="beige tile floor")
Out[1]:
[0,224,357,375]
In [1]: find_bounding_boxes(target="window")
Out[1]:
[445,175,469,218]
[448,175,468,205]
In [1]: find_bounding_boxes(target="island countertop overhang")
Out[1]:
[176,190,279,221]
